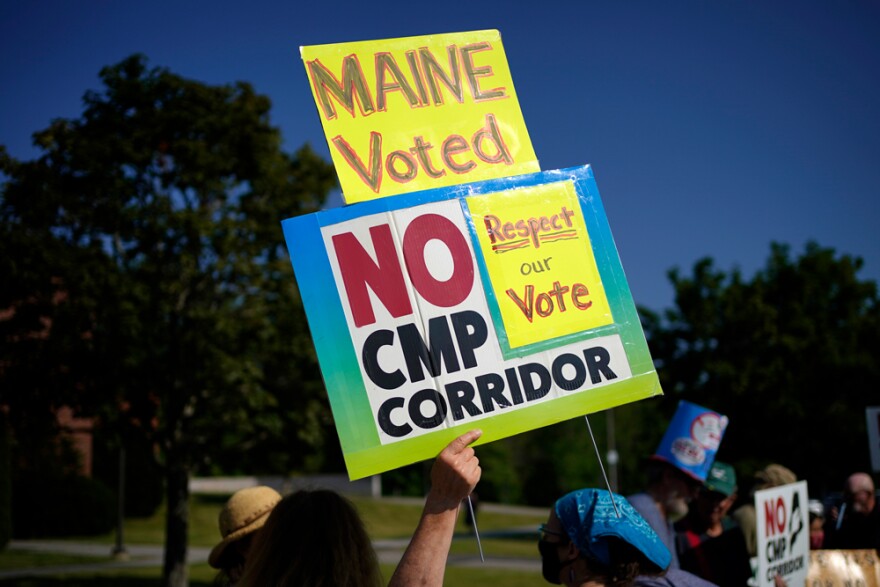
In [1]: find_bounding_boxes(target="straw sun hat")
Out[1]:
[208,486,282,568]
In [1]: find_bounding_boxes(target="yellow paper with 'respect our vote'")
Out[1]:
[467,181,614,349]
[301,30,539,203]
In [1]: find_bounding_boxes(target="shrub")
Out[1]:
[91,434,164,518]
[0,413,11,549]
[12,472,117,538]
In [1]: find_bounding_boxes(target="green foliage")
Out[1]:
[1,53,337,475]
[0,413,10,550]
[0,54,337,585]
[611,400,670,495]
[488,418,610,507]
[12,473,116,538]
[381,460,431,497]
[641,242,880,495]
[472,436,523,504]
[91,432,164,518]
[379,420,615,507]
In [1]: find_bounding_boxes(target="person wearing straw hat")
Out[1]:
[209,485,282,586]
[539,488,716,587]
[233,430,482,587]
[238,487,384,587]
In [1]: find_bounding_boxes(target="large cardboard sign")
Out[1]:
[807,550,880,587]
[301,30,539,203]
[867,407,880,472]
[282,166,662,479]
[755,481,810,587]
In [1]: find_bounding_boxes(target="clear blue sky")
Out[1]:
[2,0,878,311]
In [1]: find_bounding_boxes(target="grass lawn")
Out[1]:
[0,564,541,587]
[2,493,546,586]
[0,551,106,569]
[438,565,541,586]
[0,563,218,586]
[55,494,228,547]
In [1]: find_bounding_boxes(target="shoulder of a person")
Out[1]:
[627,493,652,508]
[731,504,755,520]
[663,568,720,587]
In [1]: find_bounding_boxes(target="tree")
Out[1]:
[640,242,880,495]
[0,55,337,586]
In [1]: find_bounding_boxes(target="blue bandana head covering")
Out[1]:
[554,488,671,573]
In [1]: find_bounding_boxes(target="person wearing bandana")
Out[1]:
[539,488,717,587]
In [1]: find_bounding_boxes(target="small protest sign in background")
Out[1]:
[755,481,810,587]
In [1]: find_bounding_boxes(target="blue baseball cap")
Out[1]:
[555,488,671,573]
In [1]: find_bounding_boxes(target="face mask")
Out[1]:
[539,539,575,584]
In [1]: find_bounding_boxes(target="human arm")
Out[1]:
[387,429,482,587]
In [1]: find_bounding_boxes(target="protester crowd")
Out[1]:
[207,408,879,587]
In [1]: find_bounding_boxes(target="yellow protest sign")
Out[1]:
[467,181,614,350]
[301,30,539,203]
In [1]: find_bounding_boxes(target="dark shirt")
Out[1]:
[826,504,880,550]
[635,568,719,587]
[674,516,752,587]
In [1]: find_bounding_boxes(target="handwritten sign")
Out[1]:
[755,481,810,587]
[807,550,880,587]
[282,166,662,479]
[466,182,614,353]
[301,30,539,203]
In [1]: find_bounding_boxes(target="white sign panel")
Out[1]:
[319,199,632,445]
[755,481,810,587]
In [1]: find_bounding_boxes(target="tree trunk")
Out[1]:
[0,411,11,549]
[162,460,190,587]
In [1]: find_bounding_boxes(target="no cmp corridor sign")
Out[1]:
[756,481,810,587]
[282,166,663,479]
